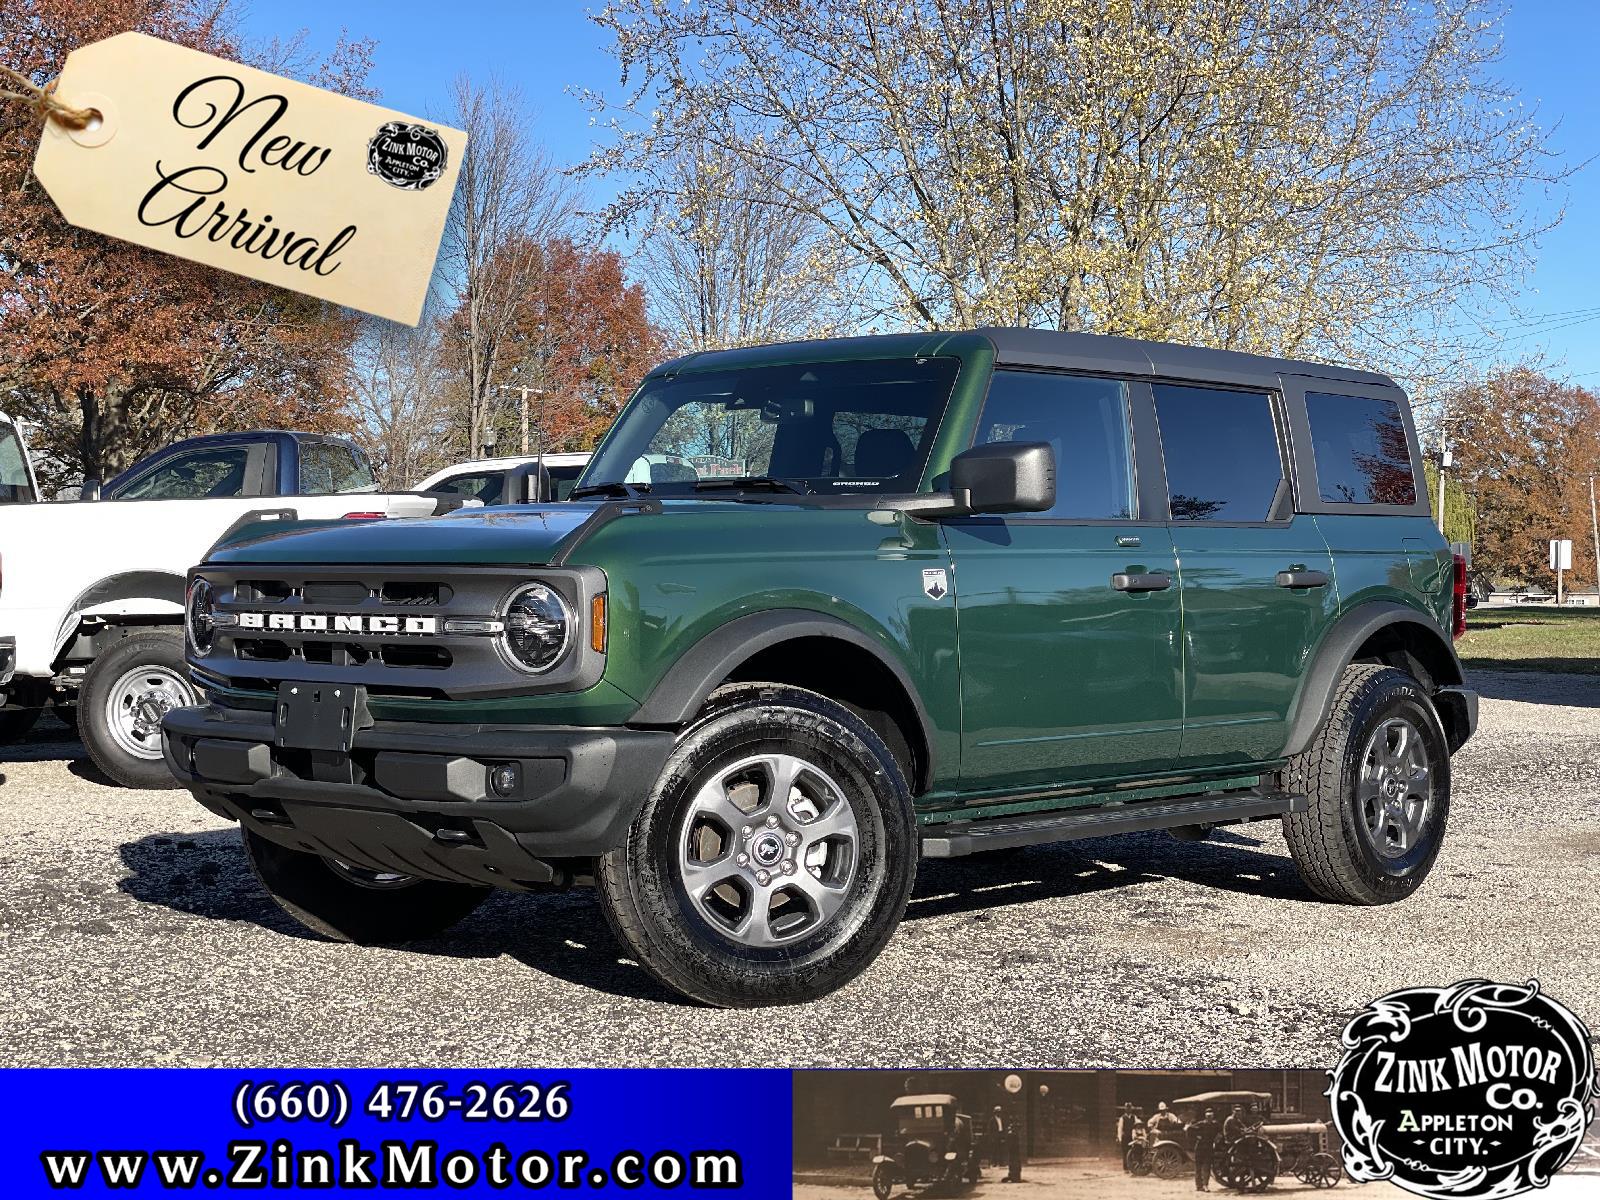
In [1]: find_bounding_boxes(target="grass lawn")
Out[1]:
[1457,606,1600,674]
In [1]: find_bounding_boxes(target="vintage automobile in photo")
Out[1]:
[1172,1091,1342,1192]
[870,1093,981,1199]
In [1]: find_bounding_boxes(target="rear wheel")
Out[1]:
[1282,664,1450,905]
[78,629,197,788]
[243,829,489,944]
[597,683,917,1007]
[1125,1144,1150,1176]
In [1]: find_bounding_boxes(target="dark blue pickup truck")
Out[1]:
[101,430,380,501]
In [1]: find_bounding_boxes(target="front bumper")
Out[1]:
[161,704,674,889]
[0,637,13,688]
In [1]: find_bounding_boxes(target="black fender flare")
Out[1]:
[629,609,939,776]
[1282,600,1466,757]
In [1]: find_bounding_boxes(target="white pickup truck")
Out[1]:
[0,428,465,787]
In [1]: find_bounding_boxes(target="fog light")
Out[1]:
[489,762,521,797]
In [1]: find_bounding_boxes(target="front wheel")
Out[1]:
[1282,664,1451,905]
[243,829,489,944]
[78,629,198,788]
[1125,1144,1150,1176]
[871,1162,896,1200]
[597,683,917,1007]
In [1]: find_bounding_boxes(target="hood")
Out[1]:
[208,504,599,566]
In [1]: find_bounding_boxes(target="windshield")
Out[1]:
[581,356,960,495]
[0,422,35,503]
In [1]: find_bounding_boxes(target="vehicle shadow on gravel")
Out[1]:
[114,829,687,1004]
[906,828,1315,921]
[1467,668,1600,708]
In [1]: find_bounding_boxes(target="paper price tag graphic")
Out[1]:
[31,32,465,326]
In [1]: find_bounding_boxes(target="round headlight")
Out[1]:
[186,577,216,655]
[502,583,571,673]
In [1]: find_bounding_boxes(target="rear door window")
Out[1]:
[1304,391,1417,505]
[1153,385,1285,521]
[299,442,376,494]
[428,471,506,504]
[973,370,1135,519]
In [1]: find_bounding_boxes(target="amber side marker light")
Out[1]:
[591,594,607,653]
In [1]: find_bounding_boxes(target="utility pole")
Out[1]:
[1589,473,1599,605]
[494,384,548,457]
[1434,388,1450,536]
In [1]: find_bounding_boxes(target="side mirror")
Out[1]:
[948,442,1055,514]
[80,477,102,501]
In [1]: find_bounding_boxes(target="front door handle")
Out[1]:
[1275,569,1330,589]
[1112,571,1172,592]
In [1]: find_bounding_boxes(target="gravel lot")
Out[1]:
[1,668,1595,1068]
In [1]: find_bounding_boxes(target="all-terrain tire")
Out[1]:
[597,683,917,1007]
[1282,664,1451,905]
[243,829,490,944]
[79,628,197,788]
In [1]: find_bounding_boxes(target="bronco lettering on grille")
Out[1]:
[235,612,438,635]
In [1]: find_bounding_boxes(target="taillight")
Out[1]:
[1451,553,1468,640]
[342,511,384,520]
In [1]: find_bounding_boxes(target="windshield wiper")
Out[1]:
[692,476,809,496]
[569,481,652,501]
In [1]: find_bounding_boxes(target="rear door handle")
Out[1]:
[1275,569,1330,589]
[1112,571,1172,592]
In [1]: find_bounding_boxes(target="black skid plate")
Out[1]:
[274,682,369,753]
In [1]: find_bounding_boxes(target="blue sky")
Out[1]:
[238,1,1600,381]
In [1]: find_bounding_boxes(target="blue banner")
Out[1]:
[0,1070,791,1194]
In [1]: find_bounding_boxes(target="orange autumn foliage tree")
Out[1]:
[1446,367,1600,587]
[0,0,375,492]
[441,237,661,455]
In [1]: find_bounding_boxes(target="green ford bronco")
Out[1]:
[164,329,1477,1007]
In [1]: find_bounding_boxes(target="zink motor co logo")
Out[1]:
[1330,980,1596,1198]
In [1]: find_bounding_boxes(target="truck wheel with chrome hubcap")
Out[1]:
[78,629,198,789]
[1282,664,1450,905]
[597,683,916,1007]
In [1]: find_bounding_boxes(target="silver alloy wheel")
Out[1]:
[326,859,417,890]
[677,752,860,947]
[1357,716,1432,859]
[103,664,198,760]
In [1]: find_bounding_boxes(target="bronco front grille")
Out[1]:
[191,562,607,702]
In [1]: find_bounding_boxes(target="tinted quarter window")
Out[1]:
[1153,385,1284,521]
[1305,391,1417,505]
[975,370,1133,519]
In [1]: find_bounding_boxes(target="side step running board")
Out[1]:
[920,790,1306,859]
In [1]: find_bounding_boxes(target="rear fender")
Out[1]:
[1283,600,1465,757]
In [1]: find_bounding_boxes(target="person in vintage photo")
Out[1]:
[1187,1106,1220,1192]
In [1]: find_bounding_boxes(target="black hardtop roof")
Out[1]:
[978,327,1398,391]
[647,328,1398,393]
